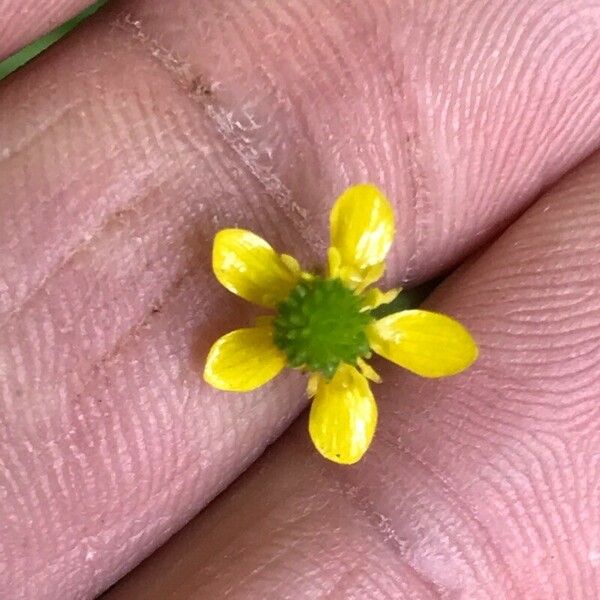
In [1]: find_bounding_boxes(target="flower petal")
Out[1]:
[352,262,386,293]
[309,364,377,464]
[204,325,286,391]
[306,373,320,398]
[330,184,395,277]
[213,229,299,308]
[360,286,402,311]
[367,310,478,377]
[279,253,302,277]
[327,247,342,279]
[357,358,381,383]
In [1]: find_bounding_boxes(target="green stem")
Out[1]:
[0,1,108,81]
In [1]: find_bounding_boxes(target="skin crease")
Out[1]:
[0,0,599,598]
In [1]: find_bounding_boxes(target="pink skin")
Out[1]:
[1,1,599,598]
[0,0,93,59]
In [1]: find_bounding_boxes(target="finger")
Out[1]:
[0,0,95,60]
[106,149,600,599]
[1,0,600,598]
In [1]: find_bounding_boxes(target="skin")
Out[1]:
[0,0,599,598]
[0,0,93,59]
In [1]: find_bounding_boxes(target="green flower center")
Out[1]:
[273,277,372,379]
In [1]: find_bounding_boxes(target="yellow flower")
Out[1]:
[204,184,478,465]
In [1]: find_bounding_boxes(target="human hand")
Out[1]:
[1,1,600,598]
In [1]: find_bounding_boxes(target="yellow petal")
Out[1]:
[330,184,395,282]
[357,358,381,384]
[306,373,321,398]
[352,262,386,293]
[367,310,478,378]
[280,253,302,277]
[309,364,377,465]
[327,247,342,279]
[360,287,402,311]
[213,229,299,308]
[204,325,286,391]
